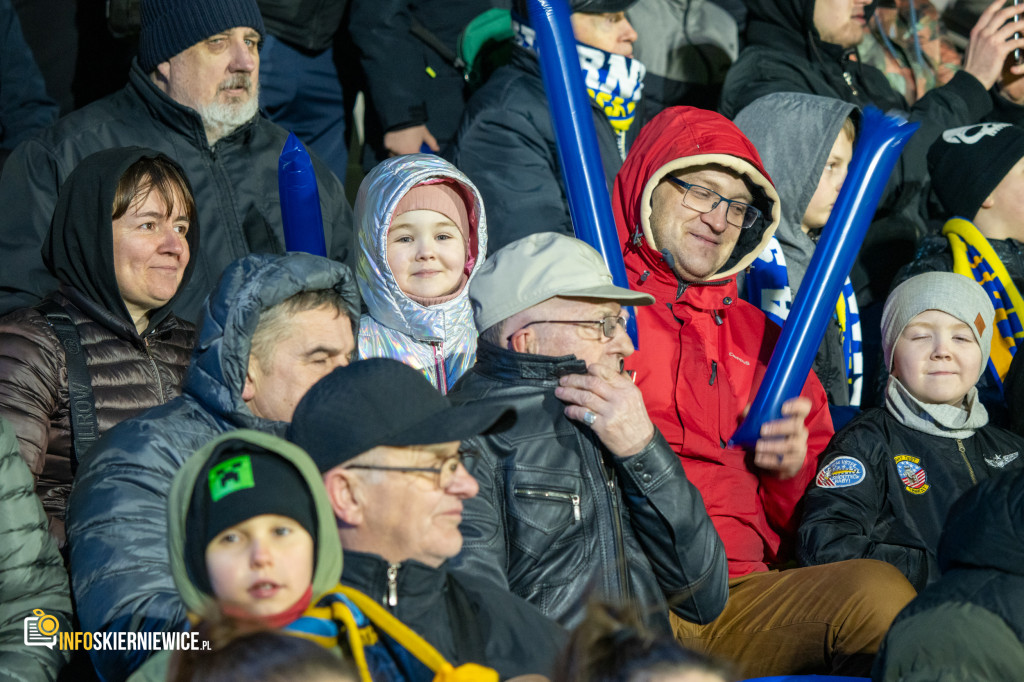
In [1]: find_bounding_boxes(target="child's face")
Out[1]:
[205,514,314,617]
[891,309,982,406]
[802,129,853,234]
[386,209,467,300]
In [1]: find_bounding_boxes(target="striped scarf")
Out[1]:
[944,218,1024,388]
[747,236,863,405]
[283,584,498,682]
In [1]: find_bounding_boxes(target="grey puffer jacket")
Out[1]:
[0,62,355,323]
[67,253,359,682]
[734,92,858,406]
[449,343,729,630]
[355,154,485,393]
[0,417,71,681]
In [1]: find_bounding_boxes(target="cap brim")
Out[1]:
[557,284,655,307]
[380,401,516,449]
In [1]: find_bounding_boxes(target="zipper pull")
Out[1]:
[843,71,858,96]
[713,310,723,325]
[571,494,581,522]
[386,563,399,607]
[709,360,718,386]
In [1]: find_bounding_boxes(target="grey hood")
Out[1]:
[734,92,857,293]
[353,154,486,392]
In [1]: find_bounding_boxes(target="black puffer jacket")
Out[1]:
[447,48,638,252]
[0,147,197,543]
[799,407,1024,591]
[873,469,1024,681]
[342,550,566,680]
[448,343,728,630]
[0,62,354,323]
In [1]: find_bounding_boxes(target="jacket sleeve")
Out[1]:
[450,441,512,592]
[348,0,426,132]
[447,90,574,250]
[797,428,931,590]
[0,309,61,476]
[0,418,71,682]
[0,139,63,316]
[757,369,833,562]
[67,419,191,682]
[612,430,729,624]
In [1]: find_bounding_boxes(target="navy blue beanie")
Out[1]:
[138,0,265,73]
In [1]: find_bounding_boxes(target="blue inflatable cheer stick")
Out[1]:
[527,0,638,346]
[279,132,327,256]
[731,107,918,447]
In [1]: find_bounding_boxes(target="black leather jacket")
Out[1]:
[341,550,565,680]
[448,342,729,630]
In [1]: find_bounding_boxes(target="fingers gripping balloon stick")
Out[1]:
[527,0,638,346]
[731,107,918,447]
[279,132,327,257]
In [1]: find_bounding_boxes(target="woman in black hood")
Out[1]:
[0,146,199,546]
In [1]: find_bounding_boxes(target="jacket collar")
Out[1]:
[127,59,260,150]
[473,341,588,385]
[340,550,449,602]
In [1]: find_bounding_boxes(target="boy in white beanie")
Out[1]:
[798,272,1024,591]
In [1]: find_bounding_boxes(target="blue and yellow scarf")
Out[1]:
[747,236,863,405]
[944,218,1024,388]
[512,20,645,137]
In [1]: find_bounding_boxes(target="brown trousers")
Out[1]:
[672,559,916,678]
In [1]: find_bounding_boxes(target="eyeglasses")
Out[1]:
[343,451,465,490]
[506,315,627,342]
[665,176,761,230]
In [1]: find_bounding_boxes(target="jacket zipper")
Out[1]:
[514,487,582,522]
[386,562,400,607]
[709,360,717,386]
[143,336,164,398]
[600,462,631,601]
[956,439,977,485]
[433,343,448,394]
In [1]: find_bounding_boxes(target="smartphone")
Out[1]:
[1015,0,1023,66]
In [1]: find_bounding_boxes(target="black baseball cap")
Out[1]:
[287,359,515,471]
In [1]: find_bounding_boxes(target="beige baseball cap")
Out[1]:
[470,232,654,332]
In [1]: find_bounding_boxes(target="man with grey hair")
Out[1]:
[448,231,729,631]
[0,0,354,323]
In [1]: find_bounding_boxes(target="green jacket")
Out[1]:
[0,417,71,681]
[129,430,343,682]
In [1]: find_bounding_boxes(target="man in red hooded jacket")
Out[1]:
[612,106,916,676]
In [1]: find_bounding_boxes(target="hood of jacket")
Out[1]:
[937,468,1024,577]
[744,0,876,60]
[42,146,199,337]
[184,253,360,430]
[612,105,780,285]
[354,155,485,389]
[167,429,343,617]
[734,92,857,293]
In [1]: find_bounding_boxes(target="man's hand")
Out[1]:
[752,396,811,479]
[384,124,440,156]
[555,364,655,457]
[963,0,1024,90]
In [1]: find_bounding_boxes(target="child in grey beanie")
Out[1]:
[797,272,1024,591]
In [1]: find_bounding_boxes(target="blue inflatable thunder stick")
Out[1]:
[279,132,327,256]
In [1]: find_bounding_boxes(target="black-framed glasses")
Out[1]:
[665,176,761,230]
[343,452,464,490]
[506,315,627,342]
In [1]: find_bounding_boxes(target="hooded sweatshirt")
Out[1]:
[612,106,834,577]
[734,93,860,406]
[0,146,198,539]
[355,154,486,393]
[68,252,359,681]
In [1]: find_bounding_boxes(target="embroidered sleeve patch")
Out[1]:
[815,456,866,488]
[894,454,929,494]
